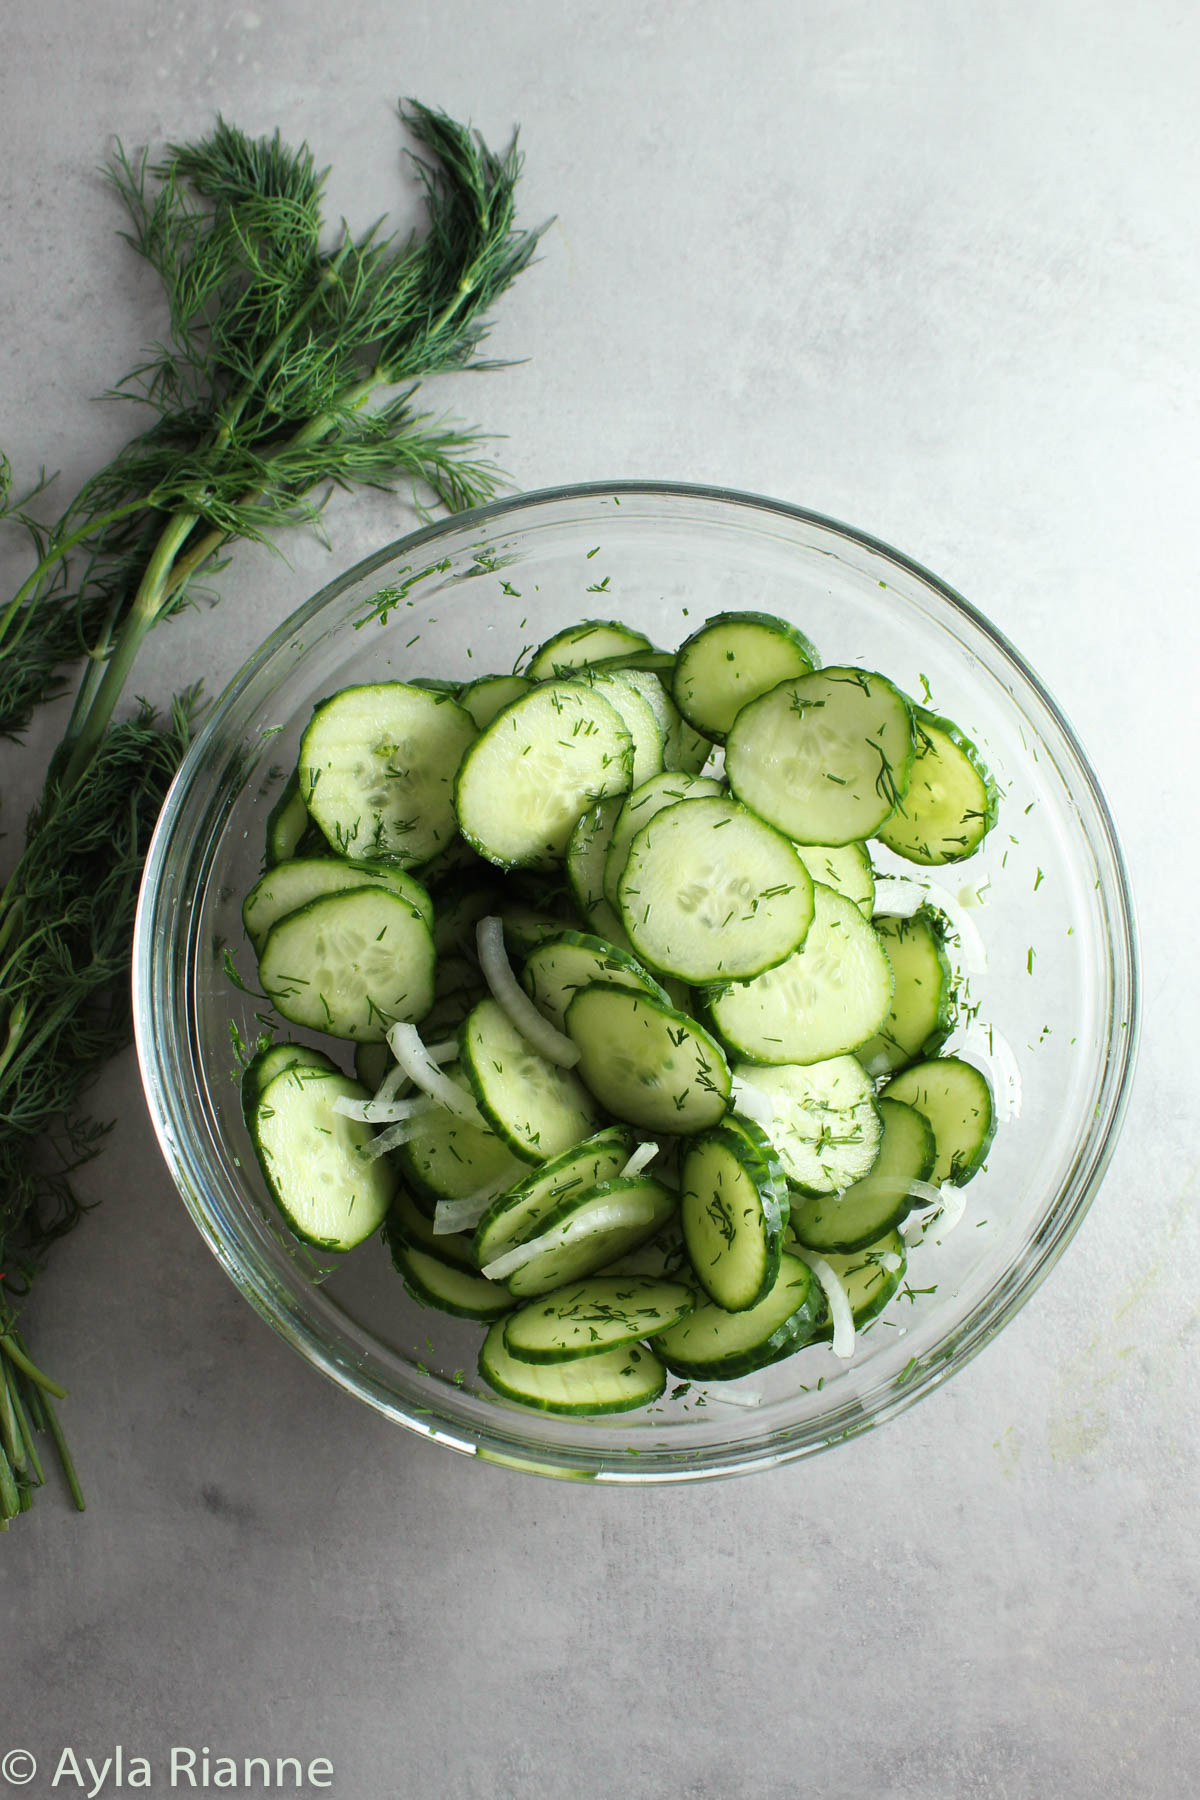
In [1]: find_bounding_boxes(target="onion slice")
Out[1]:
[332,1093,437,1125]
[730,1076,776,1130]
[432,1175,519,1237]
[386,1023,486,1125]
[793,1248,856,1360]
[476,916,581,1068]
[872,876,987,974]
[620,1140,659,1178]
[481,1196,654,1283]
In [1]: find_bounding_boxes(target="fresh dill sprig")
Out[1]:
[0,98,546,1520]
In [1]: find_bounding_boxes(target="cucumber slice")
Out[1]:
[608,668,713,777]
[883,1056,995,1185]
[725,666,914,845]
[258,886,436,1041]
[251,1066,395,1250]
[497,1175,678,1297]
[385,1186,479,1271]
[732,1053,882,1193]
[789,1098,935,1252]
[575,669,665,789]
[521,930,669,1033]
[458,674,533,731]
[792,841,875,919]
[478,1320,666,1414]
[503,1276,694,1363]
[264,771,326,867]
[705,883,893,1065]
[391,1241,513,1320]
[395,1063,528,1207]
[459,996,601,1163]
[672,610,820,740]
[807,1232,907,1335]
[474,1125,636,1266]
[565,984,732,1135]
[243,856,433,955]
[680,1118,788,1311]
[299,682,477,865]
[454,680,634,871]
[876,707,1000,865]
[603,771,724,911]
[565,796,632,946]
[651,1252,821,1379]
[619,794,814,982]
[526,618,654,680]
[241,1041,339,1129]
[856,908,954,1077]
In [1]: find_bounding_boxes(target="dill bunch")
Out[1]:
[0,99,546,1523]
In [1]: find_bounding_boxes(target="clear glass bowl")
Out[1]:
[133,482,1139,1483]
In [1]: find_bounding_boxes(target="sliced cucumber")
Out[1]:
[385,1186,479,1271]
[565,984,732,1135]
[883,1056,995,1185]
[807,1232,907,1335]
[792,841,875,919]
[459,996,601,1163]
[672,610,820,740]
[725,666,914,845]
[241,1041,339,1129]
[299,682,476,865]
[610,668,713,776]
[478,1320,666,1414]
[680,1117,788,1312]
[474,1125,636,1266]
[619,794,814,983]
[251,1065,395,1250]
[876,706,999,865]
[705,883,893,1066]
[856,908,954,1077]
[789,1098,935,1253]
[243,855,433,955]
[264,770,325,866]
[575,668,665,789]
[732,1054,882,1193]
[521,930,669,1033]
[526,618,655,680]
[602,771,724,911]
[258,886,436,1041]
[651,1252,821,1379]
[503,1276,694,1363]
[565,795,631,945]
[454,680,633,871]
[458,674,533,731]
[391,1241,514,1320]
[497,1174,678,1298]
[395,1064,528,1207]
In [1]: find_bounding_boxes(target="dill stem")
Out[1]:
[0,498,155,657]
[59,507,198,789]
[0,1332,68,1398]
[0,1355,23,1471]
[39,1385,85,1510]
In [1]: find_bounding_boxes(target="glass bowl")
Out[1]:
[133,482,1139,1483]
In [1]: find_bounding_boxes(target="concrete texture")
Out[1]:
[1,3,1197,1795]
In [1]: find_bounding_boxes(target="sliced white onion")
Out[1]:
[879,1250,904,1273]
[425,1038,459,1064]
[475,916,582,1067]
[953,1025,1022,1122]
[332,1093,437,1125]
[372,1061,411,1105]
[432,1174,519,1237]
[902,1181,967,1246]
[481,1196,654,1283]
[358,1121,426,1162]
[386,1022,486,1125]
[793,1248,856,1360]
[620,1140,660,1178]
[872,876,987,974]
[730,1077,776,1130]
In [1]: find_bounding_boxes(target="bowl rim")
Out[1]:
[133,478,1141,1483]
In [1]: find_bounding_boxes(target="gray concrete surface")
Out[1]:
[1,3,1197,1796]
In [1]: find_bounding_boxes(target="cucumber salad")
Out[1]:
[237,607,1002,1417]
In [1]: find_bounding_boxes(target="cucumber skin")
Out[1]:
[650,1254,823,1381]
[390,1241,515,1322]
[681,1118,788,1313]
